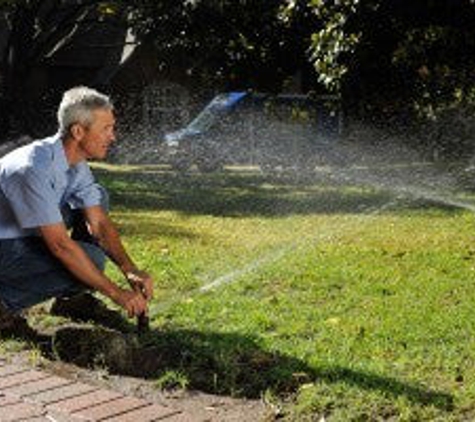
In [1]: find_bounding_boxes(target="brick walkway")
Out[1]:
[0,360,193,421]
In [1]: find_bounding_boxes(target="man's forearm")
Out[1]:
[49,236,121,300]
[94,219,137,275]
[48,235,148,317]
[93,220,153,300]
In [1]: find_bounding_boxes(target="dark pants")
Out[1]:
[0,188,108,313]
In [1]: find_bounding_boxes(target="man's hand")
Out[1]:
[125,269,154,301]
[113,288,148,318]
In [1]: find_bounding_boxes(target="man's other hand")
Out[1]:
[125,269,154,301]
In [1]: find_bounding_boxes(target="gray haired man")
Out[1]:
[0,86,153,337]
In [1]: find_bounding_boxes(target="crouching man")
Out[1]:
[0,86,153,337]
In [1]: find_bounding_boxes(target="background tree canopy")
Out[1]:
[1,0,475,157]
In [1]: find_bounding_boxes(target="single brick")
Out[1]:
[46,389,122,414]
[2,376,72,398]
[27,382,98,405]
[73,396,147,420]
[0,394,20,407]
[0,365,28,378]
[103,404,182,422]
[0,370,47,390]
[0,401,44,421]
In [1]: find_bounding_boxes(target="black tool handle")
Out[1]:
[137,312,149,334]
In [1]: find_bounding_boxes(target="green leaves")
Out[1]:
[310,20,360,90]
[280,0,362,92]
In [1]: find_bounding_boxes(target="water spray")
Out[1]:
[148,197,401,319]
[332,165,475,213]
[148,164,475,322]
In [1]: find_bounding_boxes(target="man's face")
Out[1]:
[79,108,116,160]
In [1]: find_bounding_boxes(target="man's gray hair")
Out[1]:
[57,86,114,137]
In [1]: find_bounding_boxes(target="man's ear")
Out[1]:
[70,123,85,140]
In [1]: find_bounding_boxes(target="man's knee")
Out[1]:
[78,241,106,272]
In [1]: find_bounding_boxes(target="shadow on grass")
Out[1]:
[95,167,471,217]
[38,325,453,411]
[95,168,397,217]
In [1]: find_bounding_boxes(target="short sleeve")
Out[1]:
[3,168,63,228]
[66,163,102,209]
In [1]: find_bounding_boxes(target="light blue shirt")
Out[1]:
[0,135,102,239]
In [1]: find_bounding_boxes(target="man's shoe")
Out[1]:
[0,302,38,340]
[50,293,130,331]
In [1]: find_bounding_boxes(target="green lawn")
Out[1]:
[45,164,475,420]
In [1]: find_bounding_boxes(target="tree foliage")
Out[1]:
[125,0,309,92]
[301,1,475,117]
[281,0,361,92]
[2,0,475,155]
[0,0,127,137]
